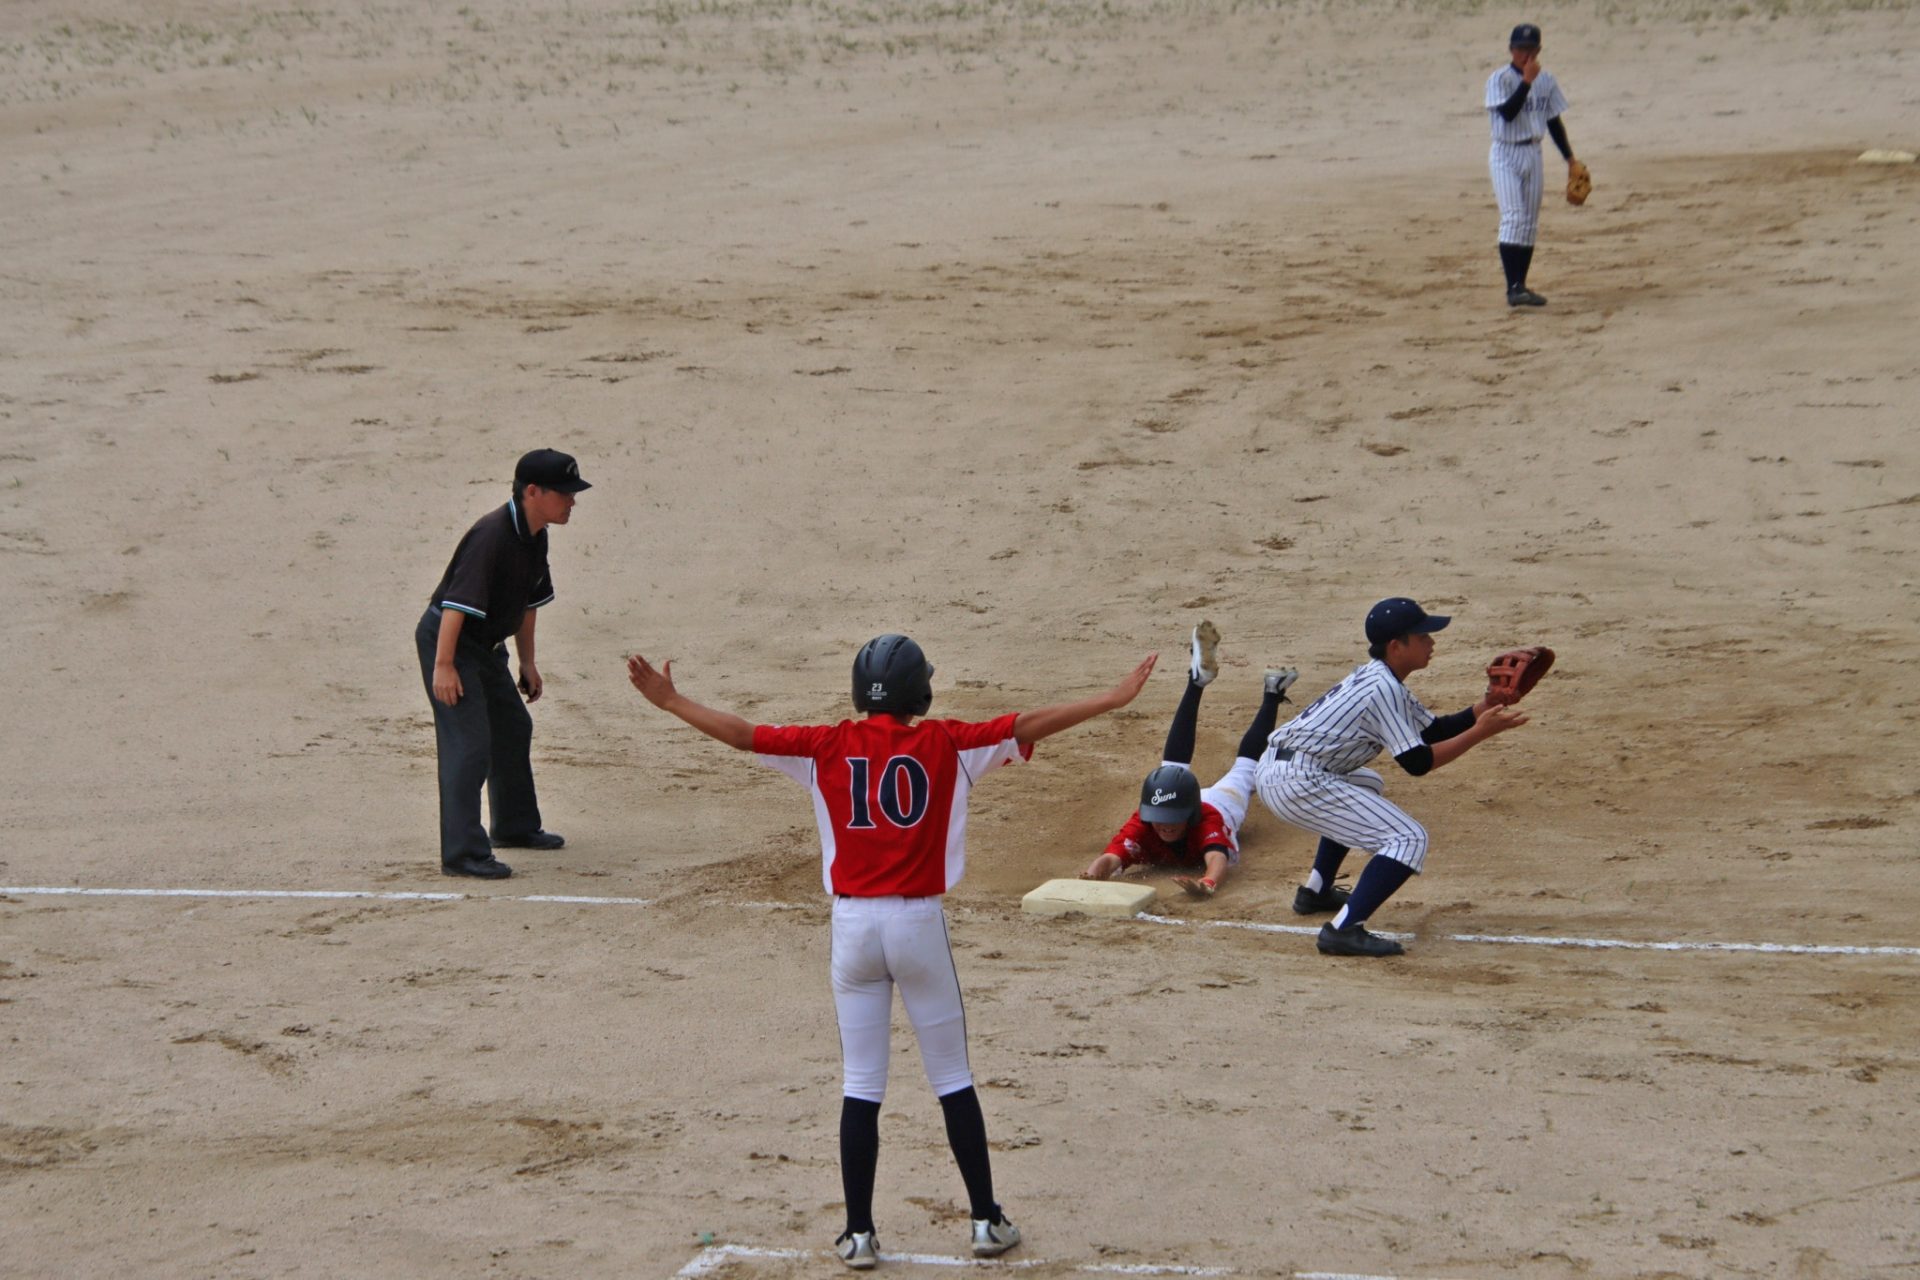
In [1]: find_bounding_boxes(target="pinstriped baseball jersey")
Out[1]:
[1267,660,1434,775]
[1485,65,1566,143]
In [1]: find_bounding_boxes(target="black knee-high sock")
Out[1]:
[1498,242,1522,291]
[937,1086,1000,1223]
[1161,677,1206,766]
[1516,244,1535,288]
[840,1097,882,1234]
[1338,856,1413,927]
[1308,837,1350,892]
[1233,684,1287,762]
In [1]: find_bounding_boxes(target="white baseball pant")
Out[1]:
[1254,760,1429,873]
[831,894,972,1103]
[1490,140,1545,246]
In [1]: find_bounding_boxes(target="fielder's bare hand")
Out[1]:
[1477,703,1530,736]
[1520,49,1541,83]
[626,653,679,708]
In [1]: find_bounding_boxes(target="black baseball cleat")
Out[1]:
[1316,920,1404,957]
[491,830,565,850]
[1291,883,1351,916]
[442,856,513,880]
[1507,287,1547,307]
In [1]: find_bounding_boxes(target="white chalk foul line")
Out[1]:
[675,1241,1239,1277]
[1133,912,1920,957]
[0,886,653,906]
[673,1242,1427,1279]
[4,887,1915,958]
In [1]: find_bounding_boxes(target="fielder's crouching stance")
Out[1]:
[1255,599,1526,958]
[627,636,1154,1270]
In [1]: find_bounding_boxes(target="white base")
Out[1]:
[1857,149,1916,165]
[1020,878,1155,918]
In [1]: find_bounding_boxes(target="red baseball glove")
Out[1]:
[1485,646,1555,706]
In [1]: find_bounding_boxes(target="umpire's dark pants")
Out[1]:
[415,607,542,867]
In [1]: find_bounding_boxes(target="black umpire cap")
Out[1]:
[515,448,592,493]
[1510,22,1542,48]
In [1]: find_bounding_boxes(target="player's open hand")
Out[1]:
[1520,50,1541,83]
[1107,652,1159,709]
[1478,703,1530,736]
[626,653,678,708]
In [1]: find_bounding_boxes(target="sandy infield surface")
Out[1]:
[3,1,1918,1276]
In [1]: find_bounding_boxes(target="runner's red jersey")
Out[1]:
[753,713,1032,897]
[1103,804,1235,868]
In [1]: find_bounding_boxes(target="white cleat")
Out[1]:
[1264,667,1299,701]
[1189,621,1221,687]
[835,1229,878,1270]
[971,1215,1022,1258]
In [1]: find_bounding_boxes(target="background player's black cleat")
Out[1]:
[1507,287,1547,307]
[1317,920,1404,957]
[443,856,513,879]
[1291,883,1351,916]
[492,830,565,850]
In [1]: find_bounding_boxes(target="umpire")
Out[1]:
[416,449,590,878]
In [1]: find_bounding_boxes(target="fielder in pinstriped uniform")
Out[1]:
[1487,22,1577,306]
[1254,599,1527,957]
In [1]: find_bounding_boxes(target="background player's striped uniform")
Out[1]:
[1486,65,1566,246]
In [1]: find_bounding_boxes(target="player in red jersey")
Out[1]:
[626,635,1154,1270]
[1080,622,1306,901]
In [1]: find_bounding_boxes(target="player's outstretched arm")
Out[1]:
[1428,703,1528,771]
[626,654,756,751]
[1012,653,1157,746]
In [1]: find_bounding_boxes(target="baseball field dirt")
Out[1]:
[3,1,1917,1276]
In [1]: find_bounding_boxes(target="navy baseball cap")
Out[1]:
[1365,598,1451,645]
[1509,22,1542,48]
[515,448,592,493]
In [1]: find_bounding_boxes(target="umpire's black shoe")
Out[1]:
[1507,287,1547,307]
[442,856,513,880]
[491,830,565,850]
[1316,920,1404,957]
[1291,883,1351,916]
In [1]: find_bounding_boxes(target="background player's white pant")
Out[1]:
[1254,760,1429,872]
[831,895,972,1103]
[1490,140,1544,246]
[1163,756,1257,864]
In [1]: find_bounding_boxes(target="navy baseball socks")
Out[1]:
[1316,856,1413,957]
[939,1086,1022,1258]
[838,1096,882,1236]
[1501,243,1545,306]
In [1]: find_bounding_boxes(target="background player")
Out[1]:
[1081,622,1299,900]
[1255,599,1527,957]
[1486,22,1579,306]
[626,636,1155,1269]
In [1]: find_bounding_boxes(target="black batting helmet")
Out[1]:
[852,634,934,717]
[1138,764,1201,824]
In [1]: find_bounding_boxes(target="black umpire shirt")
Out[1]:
[428,497,555,649]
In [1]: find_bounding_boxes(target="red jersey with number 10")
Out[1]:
[753,713,1032,898]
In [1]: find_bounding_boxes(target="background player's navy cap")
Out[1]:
[1509,23,1542,47]
[515,448,592,493]
[1365,597,1451,645]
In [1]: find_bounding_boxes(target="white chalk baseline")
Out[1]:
[3,886,1916,959]
[674,1239,1423,1278]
